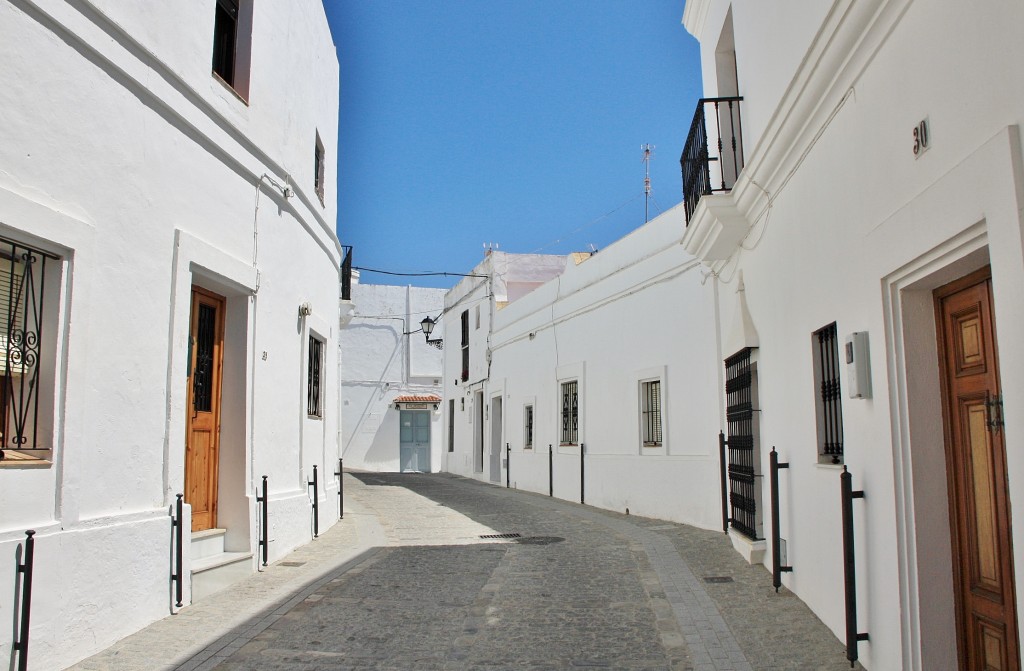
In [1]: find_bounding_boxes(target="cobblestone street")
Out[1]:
[71,473,862,671]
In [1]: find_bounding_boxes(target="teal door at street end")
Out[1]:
[400,410,431,472]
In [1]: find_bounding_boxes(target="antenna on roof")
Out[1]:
[642,144,654,223]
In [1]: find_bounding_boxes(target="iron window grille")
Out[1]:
[814,322,844,463]
[212,0,239,85]
[725,348,759,539]
[307,335,324,418]
[0,238,58,460]
[560,381,578,445]
[460,310,469,381]
[641,380,663,446]
[524,404,534,449]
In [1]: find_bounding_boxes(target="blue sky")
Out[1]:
[325,1,702,288]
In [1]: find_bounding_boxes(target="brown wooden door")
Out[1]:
[185,287,225,532]
[936,267,1019,670]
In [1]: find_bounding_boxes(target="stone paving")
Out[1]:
[68,472,862,671]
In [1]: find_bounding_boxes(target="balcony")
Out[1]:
[680,97,744,223]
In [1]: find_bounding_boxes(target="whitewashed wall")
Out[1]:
[0,1,341,668]
[684,0,1024,668]
[341,281,445,472]
[442,216,725,528]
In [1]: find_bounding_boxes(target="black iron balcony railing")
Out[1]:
[680,96,744,223]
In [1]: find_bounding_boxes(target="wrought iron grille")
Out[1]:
[524,404,534,449]
[560,381,578,445]
[307,335,323,417]
[340,246,352,301]
[680,97,744,223]
[641,380,663,446]
[725,348,758,539]
[192,304,216,413]
[815,323,844,462]
[460,310,469,381]
[0,239,57,458]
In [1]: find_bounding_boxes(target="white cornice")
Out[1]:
[682,0,711,39]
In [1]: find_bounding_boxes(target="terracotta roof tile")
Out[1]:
[394,395,441,403]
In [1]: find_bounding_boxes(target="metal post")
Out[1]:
[308,465,319,538]
[506,443,510,488]
[171,494,183,607]
[548,444,553,497]
[719,431,729,533]
[14,530,35,671]
[580,443,585,505]
[770,448,792,591]
[841,467,868,666]
[256,476,268,566]
[334,458,344,519]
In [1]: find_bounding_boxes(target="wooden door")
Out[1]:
[936,267,1019,670]
[185,287,225,532]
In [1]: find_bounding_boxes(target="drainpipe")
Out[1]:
[713,274,726,432]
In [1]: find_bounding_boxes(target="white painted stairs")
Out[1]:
[190,529,253,601]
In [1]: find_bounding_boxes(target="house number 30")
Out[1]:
[913,118,930,158]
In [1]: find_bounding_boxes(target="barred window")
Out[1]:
[813,322,844,463]
[446,401,454,454]
[560,381,578,445]
[307,335,324,418]
[640,380,663,446]
[0,238,60,462]
[460,310,469,381]
[524,404,534,449]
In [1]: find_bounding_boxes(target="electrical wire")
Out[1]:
[530,192,644,253]
[352,267,488,279]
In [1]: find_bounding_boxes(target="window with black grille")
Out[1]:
[524,404,534,449]
[307,336,324,418]
[0,238,59,461]
[813,322,844,463]
[725,348,759,539]
[560,381,578,445]
[641,380,663,446]
[460,310,469,381]
[448,399,455,452]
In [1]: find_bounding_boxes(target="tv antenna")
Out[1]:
[642,144,654,223]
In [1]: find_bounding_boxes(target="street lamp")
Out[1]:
[420,316,443,349]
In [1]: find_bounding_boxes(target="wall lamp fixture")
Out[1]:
[420,316,443,350]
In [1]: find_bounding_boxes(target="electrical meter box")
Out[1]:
[845,331,871,399]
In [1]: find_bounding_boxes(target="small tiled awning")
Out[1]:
[394,395,441,409]
[394,395,441,403]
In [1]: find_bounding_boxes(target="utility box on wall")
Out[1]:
[845,331,871,399]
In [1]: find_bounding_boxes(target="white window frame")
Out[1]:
[636,366,668,455]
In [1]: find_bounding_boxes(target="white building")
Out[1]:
[340,277,446,472]
[0,1,342,668]
[443,1,1024,668]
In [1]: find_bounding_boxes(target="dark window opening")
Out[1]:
[314,132,326,204]
[460,310,469,381]
[560,381,578,445]
[212,0,239,86]
[307,335,323,417]
[524,405,534,449]
[814,322,844,463]
[641,380,663,446]
[448,399,455,453]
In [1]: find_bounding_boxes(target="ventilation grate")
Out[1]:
[479,533,522,539]
[703,576,734,583]
[280,561,307,567]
